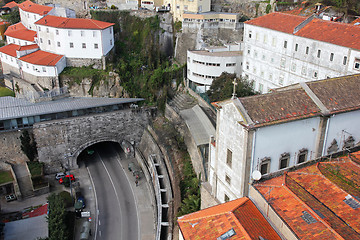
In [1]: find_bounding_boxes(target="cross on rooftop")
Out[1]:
[232,78,237,99]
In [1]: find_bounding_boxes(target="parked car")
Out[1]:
[5,194,17,202]
[59,174,75,184]
[77,196,86,209]
[55,172,66,180]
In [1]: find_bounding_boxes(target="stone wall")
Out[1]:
[66,57,104,69]
[0,130,28,166]
[36,0,88,17]
[33,108,150,173]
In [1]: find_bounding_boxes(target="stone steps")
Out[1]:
[169,93,197,112]
[13,164,34,199]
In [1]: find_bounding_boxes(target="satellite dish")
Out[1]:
[252,170,262,181]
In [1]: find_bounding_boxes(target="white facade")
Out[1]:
[19,7,54,31]
[36,26,114,59]
[242,14,360,93]
[187,44,243,92]
[208,75,360,204]
[6,36,34,46]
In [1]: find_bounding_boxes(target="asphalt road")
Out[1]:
[87,143,139,240]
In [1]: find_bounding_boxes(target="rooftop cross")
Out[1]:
[232,78,237,99]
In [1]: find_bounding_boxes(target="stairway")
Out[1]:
[168,93,197,113]
[13,164,34,199]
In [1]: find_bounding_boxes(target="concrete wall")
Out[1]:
[33,108,149,174]
[0,130,28,165]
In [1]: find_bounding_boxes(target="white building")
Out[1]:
[5,22,36,46]
[187,44,243,92]
[207,74,360,204]
[242,12,360,93]
[35,15,114,59]
[18,0,54,31]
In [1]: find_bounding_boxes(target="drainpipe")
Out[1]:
[321,117,330,156]
[249,128,256,187]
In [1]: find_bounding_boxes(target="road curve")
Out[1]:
[87,143,138,240]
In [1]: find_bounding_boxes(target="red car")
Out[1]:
[59,174,75,184]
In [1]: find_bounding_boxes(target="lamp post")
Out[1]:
[64,153,73,201]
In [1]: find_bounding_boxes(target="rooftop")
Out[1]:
[3,1,18,9]
[18,0,53,16]
[254,152,360,239]
[188,50,242,57]
[19,49,64,66]
[0,43,21,57]
[214,74,360,128]
[0,97,143,121]
[245,12,360,51]
[35,15,114,30]
[178,197,281,240]
[4,22,37,42]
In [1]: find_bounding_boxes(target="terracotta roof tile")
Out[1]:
[35,15,114,30]
[5,22,37,42]
[3,1,18,9]
[0,43,19,57]
[245,12,360,50]
[18,0,52,16]
[351,18,360,25]
[19,50,64,66]
[255,152,360,239]
[178,197,281,240]
[305,74,360,114]
[17,44,39,51]
[239,88,321,127]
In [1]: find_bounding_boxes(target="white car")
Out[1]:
[55,172,66,180]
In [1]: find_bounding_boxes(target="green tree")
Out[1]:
[206,73,257,102]
[2,8,20,25]
[47,193,69,240]
[20,130,37,161]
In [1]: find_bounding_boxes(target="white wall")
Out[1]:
[252,117,320,174]
[242,24,359,93]
[7,36,35,46]
[324,111,360,154]
[20,55,66,77]
[101,26,115,56]
[0,53,19,71]
[20,8,54,30]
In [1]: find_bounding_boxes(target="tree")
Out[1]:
[206,73,257,102]
[2,9,20,25]
[47,193,69,240]
[20,129,37,161]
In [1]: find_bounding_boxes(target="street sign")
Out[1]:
[81,211,91,218]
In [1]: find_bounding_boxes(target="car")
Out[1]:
[59,174,75,184]
[77,196,86,209]
[55,172,66,180]
[5,194,17,202]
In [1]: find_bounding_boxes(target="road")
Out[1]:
[86,143,139,240]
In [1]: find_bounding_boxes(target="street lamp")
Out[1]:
[64,153,73,201]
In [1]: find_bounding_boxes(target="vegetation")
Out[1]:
[266,4,272,14]
[0,170,13,184]
[59,191,73,208]
[20,130,37,161]
[2,8,20,25]
[47,193,74,240]
[206,73,257,102]
[27,161,48,189]
[0,87,15,97]
[320,0,360,14]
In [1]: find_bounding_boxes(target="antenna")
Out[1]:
[252,170,262,181]
[231,78,237,99]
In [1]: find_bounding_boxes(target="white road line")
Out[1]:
[117,158,141,240]
[87,167,99,240]
[98,220,101,226]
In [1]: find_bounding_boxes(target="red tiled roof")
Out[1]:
[178,197,281,240]
[18,44,39,51]
[239,88,321,127]
[19,50,64,66]
[0,43,19,57]
[246,12,360,50]
[5,22,37,42]
[351,18,360,25]
[35,15,114,30]
[3,1,18,9]
[254,153,360,240]
[18,0,52,16]
[22,204,48,218]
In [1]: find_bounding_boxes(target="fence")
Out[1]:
[17,86,69,102]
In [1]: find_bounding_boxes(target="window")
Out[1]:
[354,58,360,70]
[81,31,85,37]
[256,33,259,41]
[343,56,347,65]
[306,46,309,54]
[248,31,252,39]
[56,29,59,35]
[38,26,41,31]
[263,34,267,44]
[82,43,86,48]
[254,51,258,58]
[226,149,232,168]
[284,40,287,48]
[280,57,285,68]
[260,157,271,175]
[110,40,113,45]
[225,175,231,185]
[279,76,284,86]
[93,31,97,37]
[57,42,60,47]
[317,50,321,58]
[269,74,273,82]
[279,153,290,169]
[291,63,296,72]
[330,53,334,61]
[313,71,318,78]
[68,30,72,36]
[259,83,263,92]
[226,63,236,67]
[295,43,298,51]
[271,57,274,63]
[26,64,29,68]
[46,28,49,33]
[70,42,74,48]
[42,67,46,72]
[224,194,230,202]
[110,28,112,34]
[48,40,51,45]
[94,43,98,49]
[272,37,276,47]
[40,38,43,43]
[298,149,308,164]
[301,66,307,75]
[262,55,266,61]
[184,5,188,10]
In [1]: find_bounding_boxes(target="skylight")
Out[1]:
[344,195,360,210]
[301,211,317,224]
[217,228,236,240]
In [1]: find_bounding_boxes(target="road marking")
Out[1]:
[99,220,101,226]
[87,167,99,240]
[117,158,141,240]
[99,230,102,237]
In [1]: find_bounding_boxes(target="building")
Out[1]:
[178,197,282,239]
[250,151,360,239]
[242,12,360,93]
[206,74,360,205]
[164,0,210,22]
[0,21,10,40]
[182,12,242,31]
[5,22,37,46]
[187,44,242,92]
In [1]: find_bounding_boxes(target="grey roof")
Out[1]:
[0,96,144,120]
[4,215,48,240]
